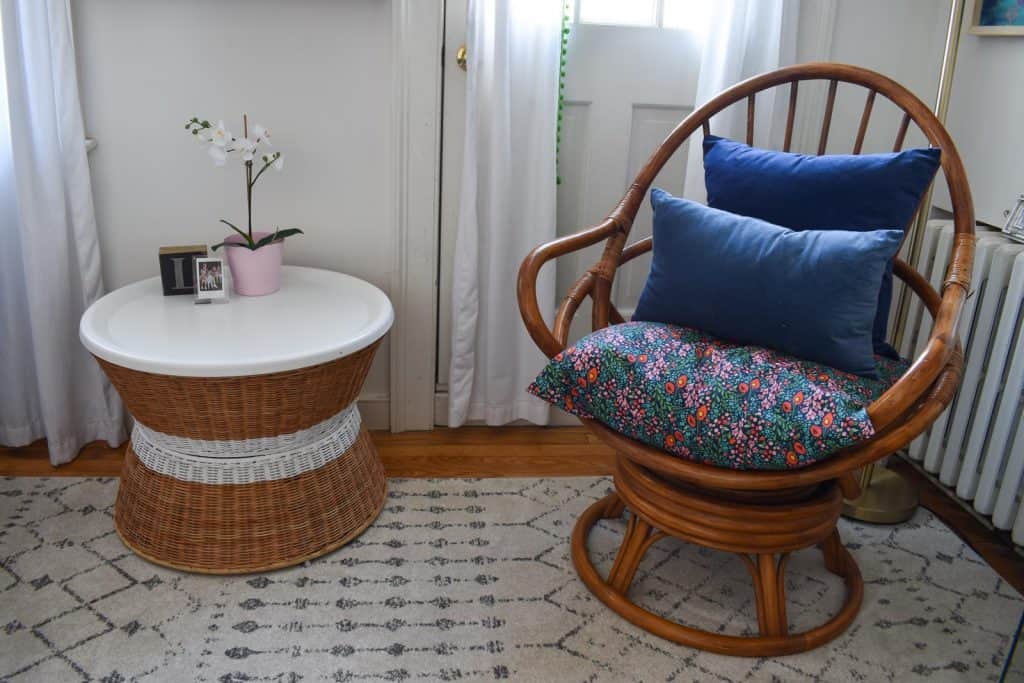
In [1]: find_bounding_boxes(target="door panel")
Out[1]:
[617,104,692,314]
[554,22,700,351]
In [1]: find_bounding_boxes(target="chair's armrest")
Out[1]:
[619,236,652,265]
[866,258,969,431]
[517,218,620,357]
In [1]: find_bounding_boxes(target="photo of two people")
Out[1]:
[194,257,227,302]
[197,261,223,292]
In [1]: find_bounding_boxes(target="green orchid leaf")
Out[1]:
[253,229,279,249]
[251,228,304,250]
[219,219,255,247]
[211,241,254,251]
[214,240,253,251]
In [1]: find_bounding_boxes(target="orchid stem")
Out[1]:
[249,157,276,188]
[243,114,253,242]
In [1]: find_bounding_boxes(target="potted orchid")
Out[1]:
[185,115,303,296]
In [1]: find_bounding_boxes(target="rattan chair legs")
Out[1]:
[572,457,864,657]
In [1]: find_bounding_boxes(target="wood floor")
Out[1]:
[0,427,616,479]
[2,427,1021,594]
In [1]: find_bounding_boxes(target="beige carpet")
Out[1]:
[1,476,1021,682]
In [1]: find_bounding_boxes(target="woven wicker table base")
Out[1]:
[81,269,394,574]
[99,344,387,575]
[115,426,386,574]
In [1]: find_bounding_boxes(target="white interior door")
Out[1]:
[436,0,709,425]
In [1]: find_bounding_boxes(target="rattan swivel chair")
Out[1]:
[517,63,974,657]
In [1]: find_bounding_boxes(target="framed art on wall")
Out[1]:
[971,0,1024,35]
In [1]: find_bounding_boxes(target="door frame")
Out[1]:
[389,0,443,431]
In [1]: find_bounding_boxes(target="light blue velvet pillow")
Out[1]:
[633,189,903,378]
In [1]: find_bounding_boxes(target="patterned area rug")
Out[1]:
[1,476,1020,682]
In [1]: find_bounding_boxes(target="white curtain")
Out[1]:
[682,0,801,203]
[0,0,125,464]
[448,0,562,427]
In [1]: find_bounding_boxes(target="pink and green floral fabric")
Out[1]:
[528,322,908,470]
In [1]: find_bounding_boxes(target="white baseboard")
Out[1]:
[358,394,390,431]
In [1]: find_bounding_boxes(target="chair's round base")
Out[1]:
[572,458,864,657]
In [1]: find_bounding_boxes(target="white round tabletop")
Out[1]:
[80,266,393,377]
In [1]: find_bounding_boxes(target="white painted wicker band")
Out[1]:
[134,403,360,459]
[130,403,362,485]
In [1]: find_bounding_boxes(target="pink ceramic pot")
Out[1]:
[223,231,284,296]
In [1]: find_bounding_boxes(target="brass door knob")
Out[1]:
[456,44,468,71]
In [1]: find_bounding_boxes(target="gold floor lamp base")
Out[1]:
[841,462,919,524]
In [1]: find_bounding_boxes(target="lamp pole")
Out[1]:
[892,0,967,346]
[843,0,967,524]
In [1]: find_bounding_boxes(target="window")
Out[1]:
[661,0,713,31]
[568,0,713,32]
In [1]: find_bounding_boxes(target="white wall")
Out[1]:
[797,1,1023,232]
[798,0,1024,228]
[794,0,951,156]
[941,9,1024,227]
[73,0,394,425]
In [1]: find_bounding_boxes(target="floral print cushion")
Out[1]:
[528,322,909,471]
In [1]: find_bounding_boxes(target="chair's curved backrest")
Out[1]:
[586,63,975,434]
[517,63,975,486]
[608,63,973,295]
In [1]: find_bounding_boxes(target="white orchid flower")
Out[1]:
[208,145,228,166]
[183,115,302,252]
[235,137,258,161]
[251,124,271,145]
[209,120,231,148]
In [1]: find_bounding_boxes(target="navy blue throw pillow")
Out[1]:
[702,135,941,358]
[633,189,904,378]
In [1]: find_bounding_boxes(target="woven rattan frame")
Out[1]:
[98,338,387,574]
[116,427,385,574]
[516,63,974,656]
[97,339,380,440]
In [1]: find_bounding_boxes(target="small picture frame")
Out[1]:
[1003,195,1024,244]
[158,244,207,296]
[194,257,229,303]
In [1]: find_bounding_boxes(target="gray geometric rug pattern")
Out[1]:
[1,476,1020,682]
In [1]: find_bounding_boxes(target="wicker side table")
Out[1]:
[80,266,394,574]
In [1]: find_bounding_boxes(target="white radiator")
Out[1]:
[896,220,1024,543]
